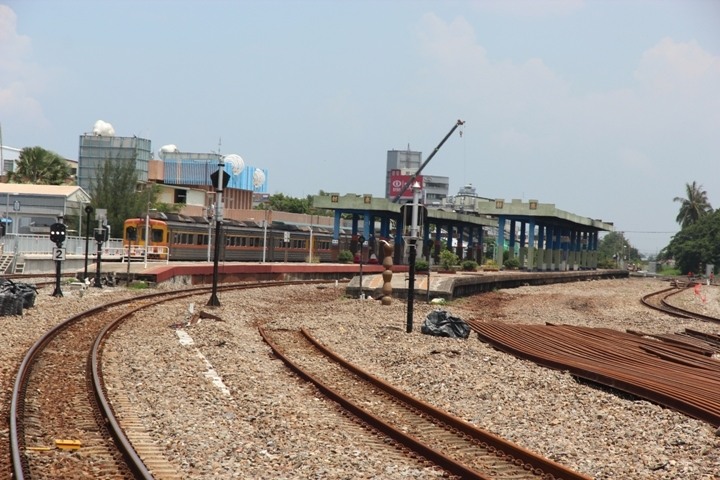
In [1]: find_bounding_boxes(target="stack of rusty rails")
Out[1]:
[466,321,720,427]
[625,329,718,356]
[684,329,720,349]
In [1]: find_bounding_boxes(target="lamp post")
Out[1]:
[406,181,422,333]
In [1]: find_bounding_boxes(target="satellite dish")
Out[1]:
[252,169,266,188]
[224,154,244,176]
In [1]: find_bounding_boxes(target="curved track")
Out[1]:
[260,327,591,480]
[641,282,720,324]
[9,281,326,480]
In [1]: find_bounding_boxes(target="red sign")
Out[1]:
[389,170,423,199]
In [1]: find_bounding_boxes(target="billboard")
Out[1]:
[389,170,423,200]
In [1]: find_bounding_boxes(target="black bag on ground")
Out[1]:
[421,310,470,339]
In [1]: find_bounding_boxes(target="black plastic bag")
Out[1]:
[421,310,470,339]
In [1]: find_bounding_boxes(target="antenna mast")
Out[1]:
[392,119,465,203]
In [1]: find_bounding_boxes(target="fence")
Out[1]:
[1,233,126,257]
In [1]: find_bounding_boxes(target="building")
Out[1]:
[77,134,152,195]
[385,149,449,203]
[0,183,92,235]
[154,150,269,215]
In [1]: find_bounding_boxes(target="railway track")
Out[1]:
[641,282,720,324]
[9,280,327,480]
[260,327,591,480]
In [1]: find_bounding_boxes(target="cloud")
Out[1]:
[0,5,49,127]
[470,0,585,17]
[634,37,720,94]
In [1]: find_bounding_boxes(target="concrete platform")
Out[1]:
[74,260,628,301]
[348,269,630,301]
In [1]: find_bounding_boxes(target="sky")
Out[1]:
[1,0,719,256]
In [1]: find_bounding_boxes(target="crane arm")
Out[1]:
[392,119,465,203]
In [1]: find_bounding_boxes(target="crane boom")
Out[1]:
[392,119,465,203]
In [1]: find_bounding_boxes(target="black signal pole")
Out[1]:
[207,158,225,307]
[50,218,66,298]
[83,205,93,281]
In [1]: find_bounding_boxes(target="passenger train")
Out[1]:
[122,213,349,263]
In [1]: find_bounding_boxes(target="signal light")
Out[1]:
[49,223,66,244]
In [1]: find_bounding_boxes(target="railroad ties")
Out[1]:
[260,327,591,480]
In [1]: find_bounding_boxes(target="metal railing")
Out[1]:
[1,233,125,256]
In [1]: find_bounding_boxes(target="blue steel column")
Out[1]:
[351,214,359,236]
[478,227,484,264]
[433,223,442,265]
[527,220,536,271]
[555,229,563,270]
[496,216,506,266]
[519,221,526,267]
[456,225,464,259]
[466,226,474,261]
[380,216,390,238]
[508,220,516,262]
[591,231,599,268]
[394,214,404,265]
[333,210,341,243]
[546,226,554,270]
[573,230,581,270]
[537,224,545,271]
[446,224,454,252]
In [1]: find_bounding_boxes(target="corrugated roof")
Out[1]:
[0,184,86,196]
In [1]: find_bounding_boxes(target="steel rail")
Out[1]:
[11,279,335,480]
[260,326,592,480]
[468,320,720,427]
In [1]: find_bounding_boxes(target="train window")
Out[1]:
[197,234,206,246]
[151,228,164,243]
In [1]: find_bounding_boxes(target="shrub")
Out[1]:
[338,250,353,263]
[439,249,459,270]
[415,259,429,271]
[462,260,478,271]
[129,280,149,290]
[503,257,521,269]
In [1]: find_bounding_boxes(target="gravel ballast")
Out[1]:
[2,276,719,479]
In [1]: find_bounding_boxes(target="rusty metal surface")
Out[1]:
[468,320,720,427]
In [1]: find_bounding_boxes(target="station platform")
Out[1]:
[75,260,628,301]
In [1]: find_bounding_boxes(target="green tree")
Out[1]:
[673,181,713,229]
[598,232,640,268]
[665,209,720,275]
[91,158,157,237]
[256,191,333,216]
[8,146,71,185]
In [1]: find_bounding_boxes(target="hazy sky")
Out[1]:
[1,0,718,255]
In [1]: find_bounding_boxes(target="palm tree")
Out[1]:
[8,146,71,185]
[673,181,713,228]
